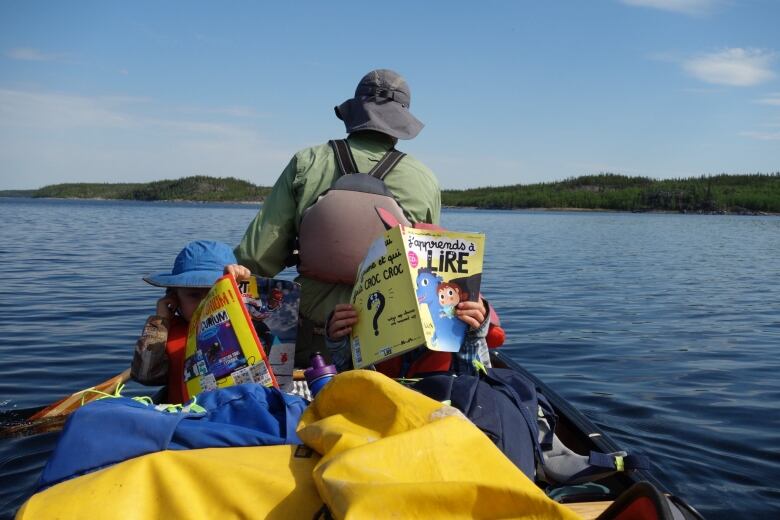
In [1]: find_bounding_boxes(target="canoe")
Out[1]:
[3,353,704,519]
[491,350,704,519]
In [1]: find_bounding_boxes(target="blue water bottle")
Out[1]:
[304,353,337,398]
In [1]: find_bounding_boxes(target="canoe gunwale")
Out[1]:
[491,350,704,519]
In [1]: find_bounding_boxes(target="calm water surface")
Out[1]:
[1,198,779,519]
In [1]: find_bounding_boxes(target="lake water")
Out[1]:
[1,198,779,519]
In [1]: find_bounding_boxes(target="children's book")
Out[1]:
[237,276,301,392]
[182,275,301,399]
[349,226,485,369]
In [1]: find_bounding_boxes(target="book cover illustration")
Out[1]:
[238,276,301,392]
[350,226,485,369]
[182,274,278,400]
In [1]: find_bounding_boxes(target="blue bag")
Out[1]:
[412,368,547,479]
[413,368,650,485]
[39,384,307,489]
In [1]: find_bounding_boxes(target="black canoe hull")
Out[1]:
[491,350,704,519]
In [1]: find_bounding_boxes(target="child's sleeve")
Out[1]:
[324,311,353,373]
[454,298,492,375]
[130,316,171,385]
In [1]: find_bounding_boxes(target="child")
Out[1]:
[131,240,249,403]
[325,298,492,377]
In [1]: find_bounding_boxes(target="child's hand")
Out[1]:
[456,300,487,330]
[156,292,179,320]
[224,264,251,281]
[328,304,358,340]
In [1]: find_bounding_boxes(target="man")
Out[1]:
[235,69,440,366]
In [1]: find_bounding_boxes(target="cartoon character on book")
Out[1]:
[437,282,465,319]
[416,269,468,350]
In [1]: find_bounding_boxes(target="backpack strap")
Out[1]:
[482,369,544,466]
[329,139,406,180]
[329,139,359,176]
[587,451,650,472]
[550,451,650,486]
[368,149,406,180]
[537,393,557,451]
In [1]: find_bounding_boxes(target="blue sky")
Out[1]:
[1,0,778,190]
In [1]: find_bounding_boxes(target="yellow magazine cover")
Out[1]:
[350,226,485,368]
[182,274,277,400]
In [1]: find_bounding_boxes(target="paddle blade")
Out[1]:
[29,368,132,421]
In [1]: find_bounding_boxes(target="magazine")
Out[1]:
[237,276,300,392]
[182,274,300,399]
[349,226,485,369]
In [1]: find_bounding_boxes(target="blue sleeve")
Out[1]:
[324,311,353,372]
[453,299,491,376]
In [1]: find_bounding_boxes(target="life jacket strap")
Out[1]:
[328,139,406,181]
[368,149,406,180]
[329,139,359,175]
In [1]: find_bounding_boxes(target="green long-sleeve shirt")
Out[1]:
[235,132,441,328]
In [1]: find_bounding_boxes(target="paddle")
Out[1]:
[0,368,131,438]
[1,367,304,439]
[30,368,132,420]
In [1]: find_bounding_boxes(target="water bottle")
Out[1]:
[304,352,337,398]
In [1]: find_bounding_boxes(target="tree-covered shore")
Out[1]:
[0,176,270,202]
[443,173,780,214]
[2,173,779,214]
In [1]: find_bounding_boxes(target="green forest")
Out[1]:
[2,173,779,213]
[10,176,271,202]
[442,173,780,213]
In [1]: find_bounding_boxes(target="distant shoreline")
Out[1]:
[5,196,776,216]
[0,195,263,206]
[3,172,779,214]
[441,205,778,216]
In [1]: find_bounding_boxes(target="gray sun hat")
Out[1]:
[335,69,424,140]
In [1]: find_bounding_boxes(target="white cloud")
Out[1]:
[0,89,271,135]
[683,48,776,86]
[740,130,780,141]
[0,88,293,188]
[620,0,719,15]
[177,105,266,118]
[0,89,131,129]
[755,93,780,106]
[5,47,64,61]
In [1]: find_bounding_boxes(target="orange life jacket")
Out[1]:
[165,317,189,404]
[375,350,453,379]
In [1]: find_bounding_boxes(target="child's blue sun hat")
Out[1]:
[143,240,237,288]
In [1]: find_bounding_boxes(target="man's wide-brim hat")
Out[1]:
[335,69,423,140]
[144,240,237,288]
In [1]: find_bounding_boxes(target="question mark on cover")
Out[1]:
[367,292,385,336]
